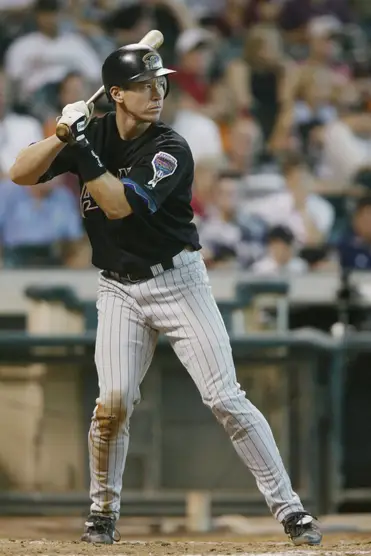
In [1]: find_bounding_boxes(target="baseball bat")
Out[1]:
[56,30,164,142]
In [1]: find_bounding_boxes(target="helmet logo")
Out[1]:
[143,52,162,71]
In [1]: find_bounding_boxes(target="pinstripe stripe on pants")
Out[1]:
[89,250,304,521]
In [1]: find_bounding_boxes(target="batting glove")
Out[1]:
[56,101,94,145]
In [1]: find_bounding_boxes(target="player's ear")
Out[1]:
[110,86,125,104]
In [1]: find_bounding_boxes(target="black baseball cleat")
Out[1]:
[81,513,119,544]
[283,512,322,546]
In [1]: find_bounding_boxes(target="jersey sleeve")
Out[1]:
[121,145,192,215]
[37,145,77,183]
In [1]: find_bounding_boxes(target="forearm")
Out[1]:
[53,102,132,219]
[201,83,234,121]
[9,135,65,185]
[269,66,297,148]
[301,211,324,246]
[85,172,132,219]
[270,103,293,142]
[226,60,252,112]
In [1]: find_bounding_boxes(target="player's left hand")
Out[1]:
[56,101,94,145]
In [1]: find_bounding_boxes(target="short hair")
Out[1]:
[279,150,306,175]
[267,225,295,245]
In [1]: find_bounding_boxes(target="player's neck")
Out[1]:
[115,111,152,141]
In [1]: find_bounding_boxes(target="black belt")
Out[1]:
[103,257,177,284]
[103,246,196,284]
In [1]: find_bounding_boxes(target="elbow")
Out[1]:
[99,190,133,219]
[104,206,132,220]
[8,165,24,185]
[8,164,35,186]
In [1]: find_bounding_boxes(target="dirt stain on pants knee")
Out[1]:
[89,394,127,512]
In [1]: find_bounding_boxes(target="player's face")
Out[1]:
[124,77,167,122]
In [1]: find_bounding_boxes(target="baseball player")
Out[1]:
[9,44,322,547]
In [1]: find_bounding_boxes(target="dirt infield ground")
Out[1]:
[0,516,371,556]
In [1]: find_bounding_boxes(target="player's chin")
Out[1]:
[143,108,162,122]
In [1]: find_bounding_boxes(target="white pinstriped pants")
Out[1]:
[89,249,304,521]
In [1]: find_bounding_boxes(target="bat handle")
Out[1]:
[56,121,72,143]
[87,86,105,106]
[56,86,105,142]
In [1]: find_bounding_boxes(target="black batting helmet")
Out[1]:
[102,44,176,101]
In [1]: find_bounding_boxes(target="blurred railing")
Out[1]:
[0,326,338,517]
[0,279,361,518]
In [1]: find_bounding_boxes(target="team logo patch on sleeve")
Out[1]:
[147,151,178,189]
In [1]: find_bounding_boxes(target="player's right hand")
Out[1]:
[56,101,94,145]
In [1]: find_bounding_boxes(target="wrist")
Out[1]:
[73,139,106,182]
[51,134,68,150]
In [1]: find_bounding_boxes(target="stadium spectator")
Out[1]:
[174,0,225,21]
[305,16,350,72]
[0,177,86,268]
[252,225,308,275]
[336,196,371,270]
[274,17,350,155]
[142,0,195,37]
[0,0,32,65]
[191,157,221,225]
[279,0,353,37]
[0,70,44,177]
[291,65,339,162]
[0,0,369,274]
[210,0,252,60]
[172,27,232,122]
[103,0,195,66]
[39,71,88,135]
[318,107,371,192]
[102,4,152,52]
[245,0,285,29]
[243,151,335,246]
[163,82,224,163]
[226,24,295,147]
[35,71,87,200]
[225,116,262,177]
[199,171,266,268]
[4,0,101,105]
[63,0,115,59]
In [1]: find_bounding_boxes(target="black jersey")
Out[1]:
[38,113,200,273]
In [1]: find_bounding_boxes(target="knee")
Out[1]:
[205,390,255,441]
[92,390,132,439]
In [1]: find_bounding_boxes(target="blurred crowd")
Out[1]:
[2,0,371,274]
